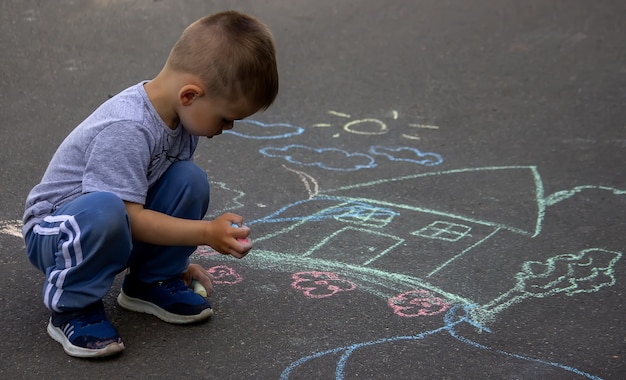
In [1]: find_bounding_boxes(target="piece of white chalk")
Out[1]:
[192,280,207,297]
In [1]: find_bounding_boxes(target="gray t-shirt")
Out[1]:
[22,81,199,234]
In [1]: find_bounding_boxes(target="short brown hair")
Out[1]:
[166,11,279,110]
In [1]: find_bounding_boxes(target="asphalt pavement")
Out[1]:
[1,0,625,379]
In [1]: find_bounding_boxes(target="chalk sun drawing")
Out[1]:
[313,110,441,141]
[291,271,357,299]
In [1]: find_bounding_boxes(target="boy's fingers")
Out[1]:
[193,274,213,297]
[186,263,214,297]
[230,240,252,259]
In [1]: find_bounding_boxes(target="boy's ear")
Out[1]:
[178,84,204,106]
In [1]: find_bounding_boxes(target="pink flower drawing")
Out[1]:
[388,290,451,317]
[291,271,357,299]
[209,265,243,285]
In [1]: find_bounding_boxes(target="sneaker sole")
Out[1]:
[117,290,213,324]
[47,320,125,358]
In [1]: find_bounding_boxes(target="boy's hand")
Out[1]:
[182,263,214,297]
[205,213,253,259]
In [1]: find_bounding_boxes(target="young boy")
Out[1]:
[22,10,279,358]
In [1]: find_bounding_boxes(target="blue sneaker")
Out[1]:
[117,275,213,324]
[47,302,124,358]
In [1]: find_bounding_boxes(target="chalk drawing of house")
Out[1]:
[250,166,545,301]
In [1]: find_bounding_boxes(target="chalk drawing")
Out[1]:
[388,289,451,317]
[223,119,305,140]
[427,228,501,277]
[343,118,388,135]
[313,110,441,140]
[194,168,624,315]
[544,185,626,206]
[204,181,246,218]
[328,110,351,118]
[259,145,377,171]
[408,123,439,129]
[322,166,545,237]
[368,145,443,166]
[412,221,473,242]
[282,165,319,199]
[208,265,243,285]
[234,111,444,171]
[403,123,440,140]
[260,144,443,171]
[5,107,620,378]
[291,271,356,299]
[192,245,222,259]
[471,248,622,324]
[187,162,623,379]
[278,305,602,380]
[0,220,23,239]
[400,133,421,140]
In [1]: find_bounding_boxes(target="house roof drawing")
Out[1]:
[321,166,545,237]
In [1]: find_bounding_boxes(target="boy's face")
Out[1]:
[179,92,259,138]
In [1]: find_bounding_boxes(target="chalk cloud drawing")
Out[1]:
[259,144,443,170]
[224,120,305,140]
[259,144,377,171]
[230,112,445,171]
[369,146,443,166]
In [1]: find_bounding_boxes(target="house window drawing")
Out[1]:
[332,202,397,228]
[412,221,472,242]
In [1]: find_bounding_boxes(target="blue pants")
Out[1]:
[25,161,210,313]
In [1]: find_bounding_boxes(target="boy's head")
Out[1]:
[166,11,279,111]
